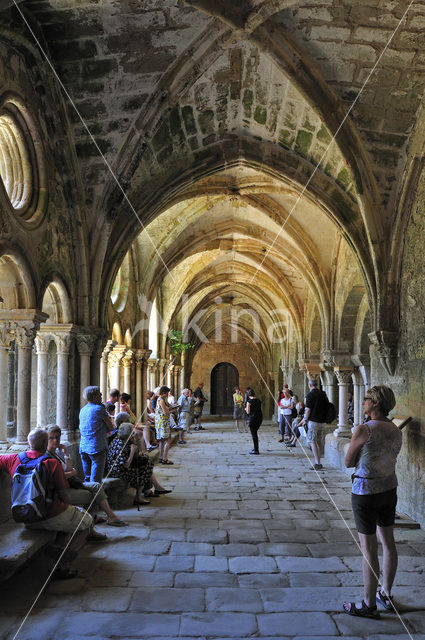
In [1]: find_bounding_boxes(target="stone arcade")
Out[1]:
[1,1,425,638]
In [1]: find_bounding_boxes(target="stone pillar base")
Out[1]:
[333,425,352,438]
[324,433,352,474]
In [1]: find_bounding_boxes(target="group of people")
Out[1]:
[232,386,264,455]
[276,379,334,470]
[0,374,406,621]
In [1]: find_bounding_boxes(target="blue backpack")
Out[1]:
[11,453,52,523]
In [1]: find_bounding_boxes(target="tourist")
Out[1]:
[193,382,208,430]
[155,385,174,464]
[46,425,127,527]
[119,392,137,422]
[79,386,114,483]
[0,428,93,579]
[233,386,246,432]
[343,385,402,619]
[278,387,294,442]
[108,388,120,414]
[177,388,192,435]
[188,388,195,427]
[286,398,305,447]
[246,388,263,455]
[107,422,171,507]
[300,379,329,470]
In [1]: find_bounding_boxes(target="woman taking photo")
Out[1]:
[343,385,402,619]
[246,388,263,455]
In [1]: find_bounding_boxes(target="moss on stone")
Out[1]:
[302,114,316,132]
[295,130,313,156]
[337,167,352,188]
[331,189,357,224]
[254,106,267,125]
[278,129,294,149]
[317,125,332,144]
[243,89,253,117]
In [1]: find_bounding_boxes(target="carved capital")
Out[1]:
[35,334,51,355]
[76,334,96,357]
[368,330,398,377]
[122,350,134,368]
[54,333,72,355]
[14,324,37,349]
[334,368,353,385]
[0,322,15,348]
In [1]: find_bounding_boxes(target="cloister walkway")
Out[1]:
[1,421,425,640]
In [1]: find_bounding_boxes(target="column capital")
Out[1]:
[122,350,134,368]
[76,333,96,357]
[34,333,51,355]
[14,324,37,349]
[0,321,14,348]
[53,333,72,355]
[334,368,353,385]
[368,330,397,376]
[109,345,126,367]
[322,349,352,369]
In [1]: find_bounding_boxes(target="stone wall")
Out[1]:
[190,339,269,416]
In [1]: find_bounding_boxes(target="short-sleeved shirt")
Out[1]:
[194,387,206,403]
[0,450,68,519]
[305,388,329,423]
[79,402,110,454]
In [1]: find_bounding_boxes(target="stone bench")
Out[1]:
[0,470,56,583]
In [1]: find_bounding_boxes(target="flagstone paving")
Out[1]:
[1,421,425,639]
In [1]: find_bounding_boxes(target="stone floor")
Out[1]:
[1,421,425,640]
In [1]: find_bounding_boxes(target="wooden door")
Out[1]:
[211,362,239,414]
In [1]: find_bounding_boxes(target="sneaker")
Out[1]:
[249,449,259,455]
[311,463,323,470]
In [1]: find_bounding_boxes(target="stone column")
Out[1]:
[273,371,280,418]
[352,370,363,427]
[35,334,50,428]
[110,346,126,392]
[0,324,12,445]
[135,350,144,418]
[54,334,71,434]
[166,363,174,390]
[147,358,157,391]
[157,358,167,386]
[322,370,337,405]
[334,368,353,437]
[100,340,114,400]
[15,325,37,444]
[174,365,181,397]
[77,334,95,407]
[122,350,133,394]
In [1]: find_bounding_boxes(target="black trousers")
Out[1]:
[248,419,262,452]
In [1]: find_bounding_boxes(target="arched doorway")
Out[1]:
[210,362,238,415]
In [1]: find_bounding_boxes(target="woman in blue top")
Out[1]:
[343,385,402,619]
[79,386,114,483]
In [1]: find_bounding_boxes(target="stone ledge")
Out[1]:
[0,521,55,583]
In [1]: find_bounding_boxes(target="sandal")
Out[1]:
[107,519,128,527]
[161,459,174,465]
[377,589,394,610]
[343,600,380,619]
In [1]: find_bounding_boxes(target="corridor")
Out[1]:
[1,421,424,640]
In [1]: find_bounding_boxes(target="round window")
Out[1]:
[0,98,46,225]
